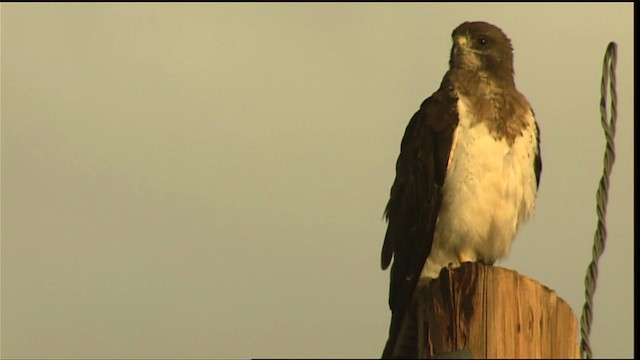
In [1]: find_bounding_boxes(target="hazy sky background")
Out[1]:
[1,3,633,359]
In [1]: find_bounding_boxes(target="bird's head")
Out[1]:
[449,21,515,82]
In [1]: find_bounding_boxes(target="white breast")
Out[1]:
[421,96,539,279]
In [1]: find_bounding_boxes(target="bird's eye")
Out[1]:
[478,37,488,46]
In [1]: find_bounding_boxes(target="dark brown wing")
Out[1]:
[534,116,542,188]
[381,77,459,358]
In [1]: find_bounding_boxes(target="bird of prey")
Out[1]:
[381,21,542,358]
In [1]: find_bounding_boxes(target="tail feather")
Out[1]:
[381,308,419,359]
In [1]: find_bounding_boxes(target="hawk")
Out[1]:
[381,21,542,358]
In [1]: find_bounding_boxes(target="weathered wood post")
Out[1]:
[405,262,579,358]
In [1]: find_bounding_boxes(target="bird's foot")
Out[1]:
[457,251,475,264]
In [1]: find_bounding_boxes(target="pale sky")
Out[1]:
[1,3,634,359]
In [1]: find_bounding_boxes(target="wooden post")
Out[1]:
[411,262,579,359]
